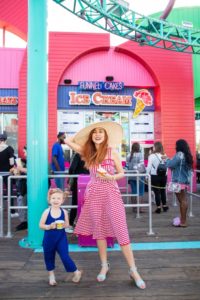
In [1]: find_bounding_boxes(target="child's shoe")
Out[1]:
[72,270,82,283]
[49,273,57,286]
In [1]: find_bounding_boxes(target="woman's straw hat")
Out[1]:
[74,121,123,147]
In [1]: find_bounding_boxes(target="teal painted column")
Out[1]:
[20,0,48,248]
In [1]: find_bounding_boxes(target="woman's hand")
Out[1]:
[161,155,168,160]
[17,166,27,173]
[98,172,114,181]
[65,135,82,154]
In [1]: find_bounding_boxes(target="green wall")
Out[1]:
[151,7,200,109]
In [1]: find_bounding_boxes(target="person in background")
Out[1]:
[126,143,145,211]
[39,188,82,286]
[66,152,89,234]
[146,141,168,213]
[65,121,146,289]
[196,151,200,183]
[0,133,17,217]
[13,146,28,231]
[165,139,193,227]
[51,132,66,190]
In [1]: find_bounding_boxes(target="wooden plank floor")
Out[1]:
[0,192,200,300]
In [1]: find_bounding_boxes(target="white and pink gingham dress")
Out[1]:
[74,148,130,246]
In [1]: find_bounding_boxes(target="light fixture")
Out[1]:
[64,79,72,84]
[105,76,114,81]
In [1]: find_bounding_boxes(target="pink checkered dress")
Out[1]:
[74,148,130,246]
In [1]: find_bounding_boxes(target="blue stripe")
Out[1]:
[34,241,200,253]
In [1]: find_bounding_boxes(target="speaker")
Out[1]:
[64,79,72,84]
[105,76,114,81]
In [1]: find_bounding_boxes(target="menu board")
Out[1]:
[130,112,154,142]
[57,110,155,159]
[57,111,84,135]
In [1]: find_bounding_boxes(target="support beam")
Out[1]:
[19,0,48,248]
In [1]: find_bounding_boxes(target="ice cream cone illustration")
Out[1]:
[133,98,145,118]
[133,89,153,118]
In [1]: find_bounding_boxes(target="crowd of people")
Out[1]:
[0,121,194,287]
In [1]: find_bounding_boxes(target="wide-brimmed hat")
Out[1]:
[74,121,123,147]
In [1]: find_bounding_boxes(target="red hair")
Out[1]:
[82,128,108,168]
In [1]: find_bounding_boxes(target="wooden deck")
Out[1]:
[0,192,200,300]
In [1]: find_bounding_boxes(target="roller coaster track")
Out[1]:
[53,0,200,54]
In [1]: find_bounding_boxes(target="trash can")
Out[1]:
[77,174,114,247]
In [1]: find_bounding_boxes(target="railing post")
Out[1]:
[188,171,194,217]
[0,176,3,237]
[147,174,154,235]
[136,171,140,219]
[172,192,177,206]
[6,176,12,238]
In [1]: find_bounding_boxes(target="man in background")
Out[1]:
[51,132,66,190]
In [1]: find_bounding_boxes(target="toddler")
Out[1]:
[39,188,82,285]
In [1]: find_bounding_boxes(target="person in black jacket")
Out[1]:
[0,133,16,216]
[66,153,89,233]
[13,146,27,231]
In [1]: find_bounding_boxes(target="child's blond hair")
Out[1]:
[48,188,69,203]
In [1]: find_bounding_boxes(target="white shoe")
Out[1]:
[65,226,74,234]
[11,212,19,218]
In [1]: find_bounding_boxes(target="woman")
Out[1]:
[166,139,193,227]
[65,121,145,289]
[146,141,168,213]
[126,143,145,209]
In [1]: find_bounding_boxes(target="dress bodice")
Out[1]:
[89,148,115,179]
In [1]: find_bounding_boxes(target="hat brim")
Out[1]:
[74,121,123,147]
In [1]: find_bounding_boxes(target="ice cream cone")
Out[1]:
[133,98,145,118]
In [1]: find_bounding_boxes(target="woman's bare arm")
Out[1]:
[112,149,124,180]
[65,136,83,154]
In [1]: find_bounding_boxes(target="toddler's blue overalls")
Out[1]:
[43,208,77,272]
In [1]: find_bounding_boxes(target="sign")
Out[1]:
[0,97,18,105]
[58,111,84,135]
[78,81,124,91]
[69,92,132,106]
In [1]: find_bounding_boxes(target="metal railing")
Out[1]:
[124,173,154,235]
[187,170,200,218]
[0,176,3,237]
[7,175,27,238]
[4,172,154,238]
[3,169,200,238]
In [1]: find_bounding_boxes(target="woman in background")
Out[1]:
[146,141,168,213]
[166,139,193,227]
[126,143,145,210]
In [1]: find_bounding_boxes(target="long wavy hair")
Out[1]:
[153,141,164,154]
[81,128,108,168]
[176,139,193,168]
[129,142,140,162]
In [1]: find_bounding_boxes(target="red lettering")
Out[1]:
[0,97,18,105]
[69,92,90,105]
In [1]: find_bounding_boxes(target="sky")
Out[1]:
[1,0,200,47]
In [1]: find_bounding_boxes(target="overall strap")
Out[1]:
[60,208,65,219]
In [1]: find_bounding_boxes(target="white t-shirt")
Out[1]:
[146,153,164,175]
